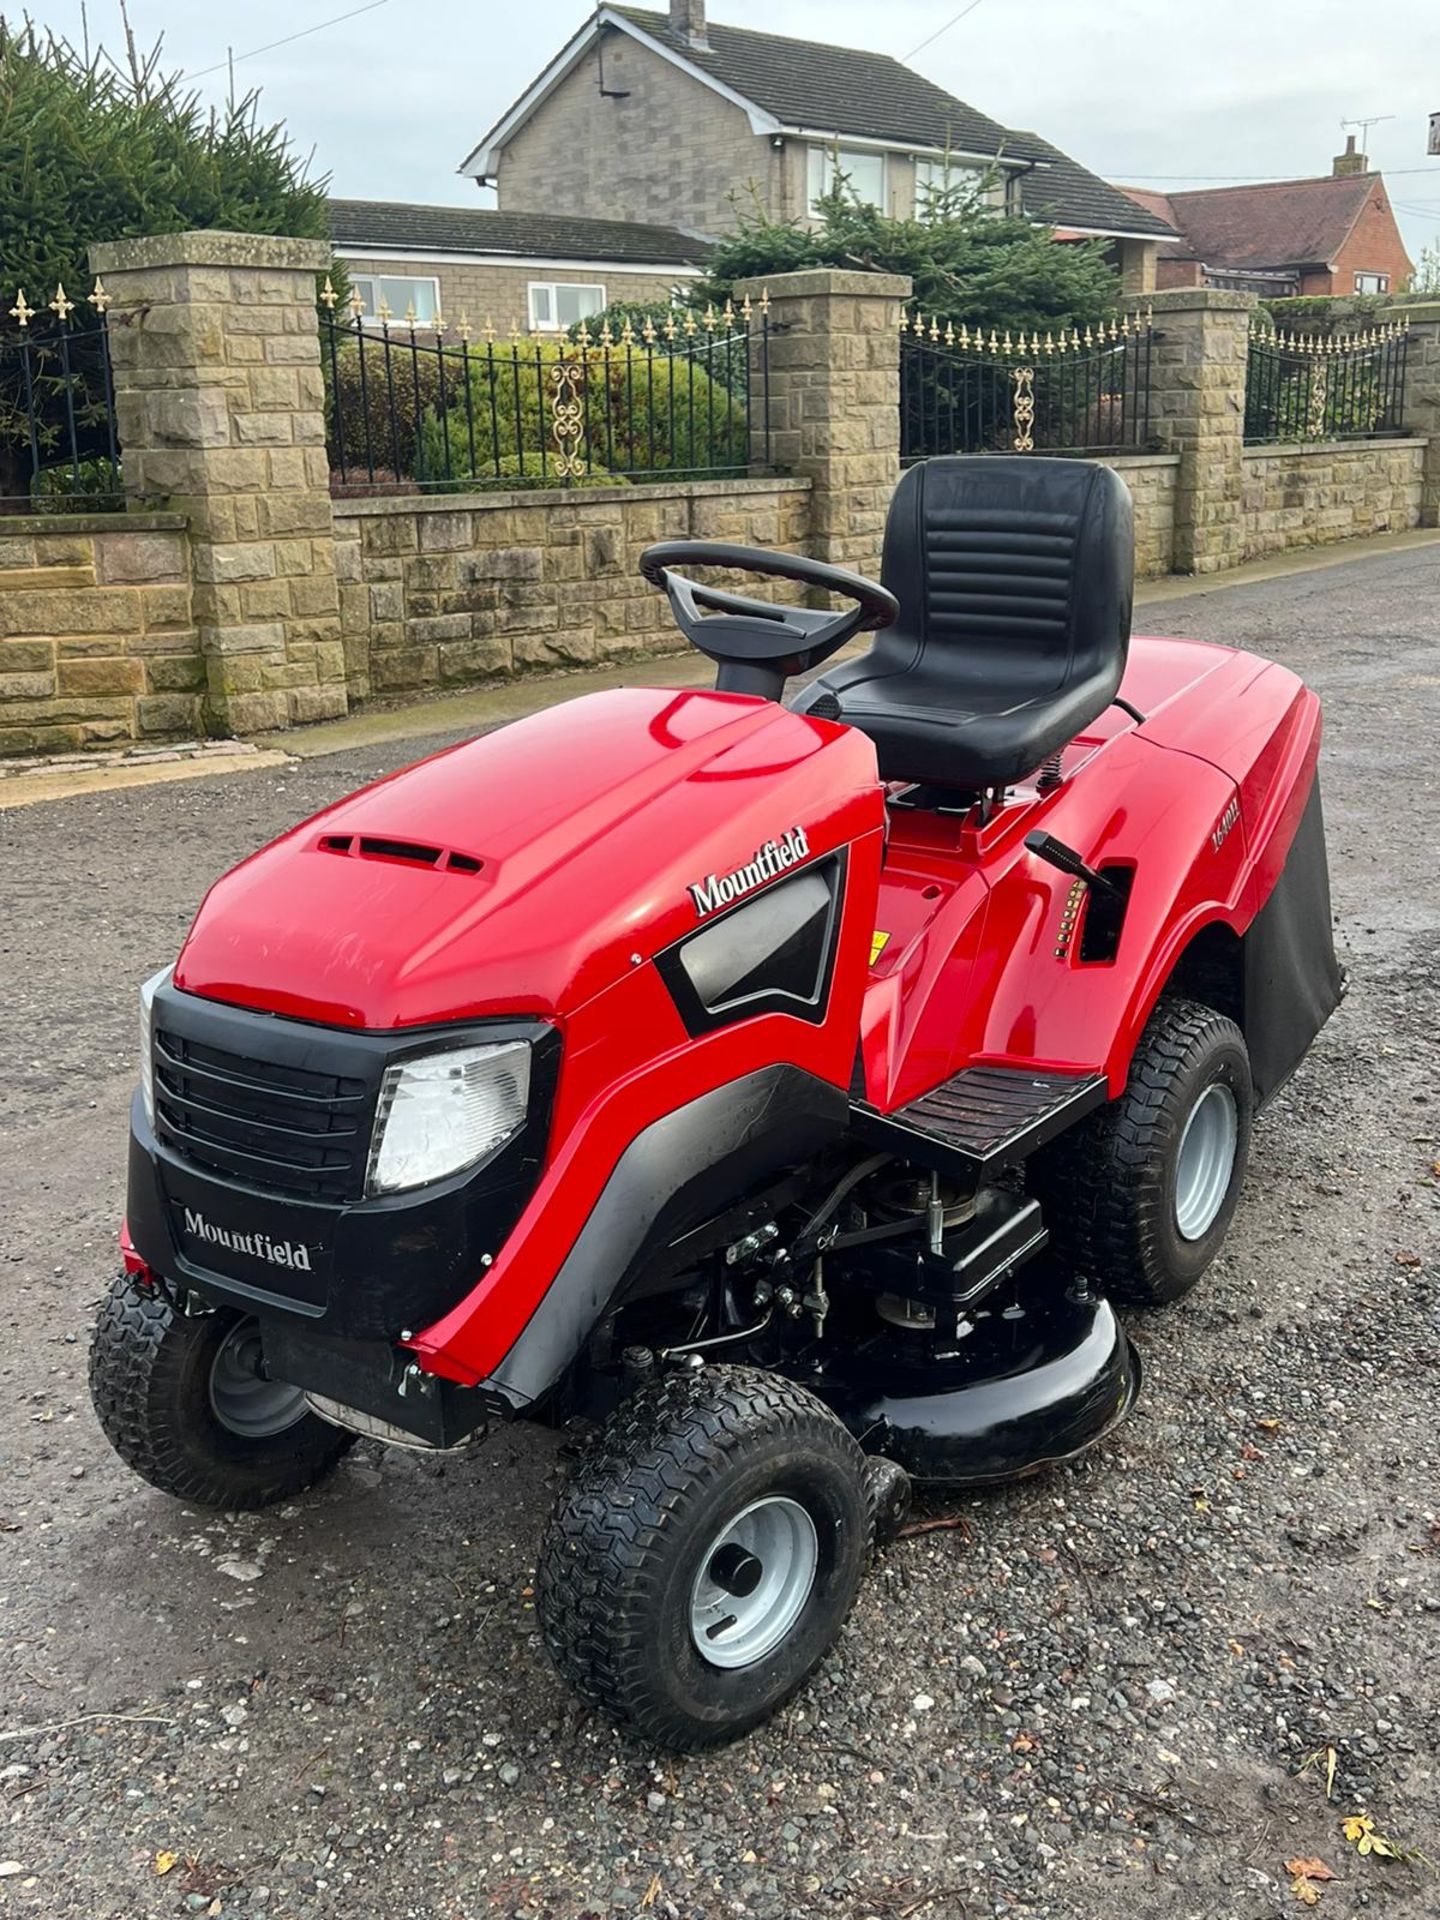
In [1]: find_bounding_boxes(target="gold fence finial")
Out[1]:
[741,291,753,320]
[599,320,614,348]
[50,282,75,323]
[620,317,635,346]
[377,297,392,324]
[457,312,473,343]
[576,320,592,349]
[722,297,735,327]
[703,302,717,331]
[90,275,111,314]
[320,277,338,309]
[642,314,656,344]
[683,309,697,337]
[759,286,770,314]
[348,288,365,320]
[9,289,34,328]
[404,301,417,328]
[433,309,445,336]
[663,313,678,342]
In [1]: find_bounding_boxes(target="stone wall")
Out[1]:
[1103,453,1180,578]
[89,231,348,737]
[1240,437,1426,560]
[0,515,196,755]
[333,476,811,701]
[497,36,769,233]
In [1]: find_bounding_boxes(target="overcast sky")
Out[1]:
[25,0,1440,262]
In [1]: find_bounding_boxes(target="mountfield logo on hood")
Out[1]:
[688,826,810,917]
[184,1208,313,1273]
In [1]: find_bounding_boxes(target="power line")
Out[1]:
[1110,166,1440,182]
[902,0,987,64]
[182,0,391,82]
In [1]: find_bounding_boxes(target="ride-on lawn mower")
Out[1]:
[93,457,1341,1748]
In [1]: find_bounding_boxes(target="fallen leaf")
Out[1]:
[1289,1874,1321,1906]
[1256,1417,1282,1433]
[638,1874,662,1910]
[1227,1638,1245,1658]
[153,1852,178,1876]
[1393,1250,1422,1268]
[1286,1859,1336,1883]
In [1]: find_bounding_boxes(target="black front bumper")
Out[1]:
[126,984,559,1347]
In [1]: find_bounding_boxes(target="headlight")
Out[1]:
[366,1040,531,1197]
[139,965,173,1126]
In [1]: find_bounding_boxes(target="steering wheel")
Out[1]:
[639,541,897,701]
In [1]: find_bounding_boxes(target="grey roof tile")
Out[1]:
[327,197,711,266]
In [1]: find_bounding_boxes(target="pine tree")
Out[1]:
[0,15,332,503]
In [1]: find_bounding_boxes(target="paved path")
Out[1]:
[2,542,1438,1918]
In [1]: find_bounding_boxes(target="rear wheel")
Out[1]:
[536,1366,871,1750]
[1031,997,1253,1306]
[89,1273,353,1509]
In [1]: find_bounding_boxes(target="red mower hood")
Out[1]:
[174,688,882,1030]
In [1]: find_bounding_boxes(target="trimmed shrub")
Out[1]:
[416,337,747,486]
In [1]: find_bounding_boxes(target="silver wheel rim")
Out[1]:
[209,1317,308,1439]
[689,1496,819,1669]
[1174,1082,1239,1241]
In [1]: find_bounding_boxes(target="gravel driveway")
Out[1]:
[2,542,1438,1920]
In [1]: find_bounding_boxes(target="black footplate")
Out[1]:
[851,1066,1107,1180]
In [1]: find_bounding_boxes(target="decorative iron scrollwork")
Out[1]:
[549,356,588,478]
[1011,363,1036,452]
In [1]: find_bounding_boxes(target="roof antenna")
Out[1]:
[1340,112,1394,150]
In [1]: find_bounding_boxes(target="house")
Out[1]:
[326,198,710,336]
[1119,140,1414,297]
[458,0,1179,292]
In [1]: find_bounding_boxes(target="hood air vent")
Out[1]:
[317,832,483,875]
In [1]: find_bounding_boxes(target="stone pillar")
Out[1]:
[1131,287,1254,575]
[88,230,347,733]
[1394,299,1440,527]
[737,269,910,580]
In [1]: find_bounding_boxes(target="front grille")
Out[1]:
[153,1028,372,1202]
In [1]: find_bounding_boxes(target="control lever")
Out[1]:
[1024,830,1124,898]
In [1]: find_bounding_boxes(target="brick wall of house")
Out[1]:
[1325,182,1415,294]
[334,254,697,338]
[333,476,811,702]
[1240,436,1426,558]
[0,516,199,755]
[497,35,770,232]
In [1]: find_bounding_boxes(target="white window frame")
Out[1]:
[527,280,608,332]
[349,272,441,328]
[1353,271,1389,294]
[913,155,1005,219]
[808,144,888,215]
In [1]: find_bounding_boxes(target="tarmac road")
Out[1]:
[2,540,1438,1920]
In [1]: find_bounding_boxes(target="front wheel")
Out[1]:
[1031,997,1253,1306]
[536,1366,872,1750]
[89,1273,353,1509]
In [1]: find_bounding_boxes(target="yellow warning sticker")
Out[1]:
[870,931,891,965]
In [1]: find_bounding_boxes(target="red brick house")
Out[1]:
[1120,140,1414,297]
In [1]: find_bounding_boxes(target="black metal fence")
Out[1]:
[900,313,1154,463]
[0,280,121,509]
[1243,321,1410,445]
[323,287,770,495]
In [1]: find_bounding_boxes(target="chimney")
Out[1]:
[1333,133,1368,178]
[670,0,708,50]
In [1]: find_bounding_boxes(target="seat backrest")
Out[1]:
[880,456,1133,694]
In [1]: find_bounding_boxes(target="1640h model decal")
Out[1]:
[688,826,810,916]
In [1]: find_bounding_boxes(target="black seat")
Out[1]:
[796,457,1133,790]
